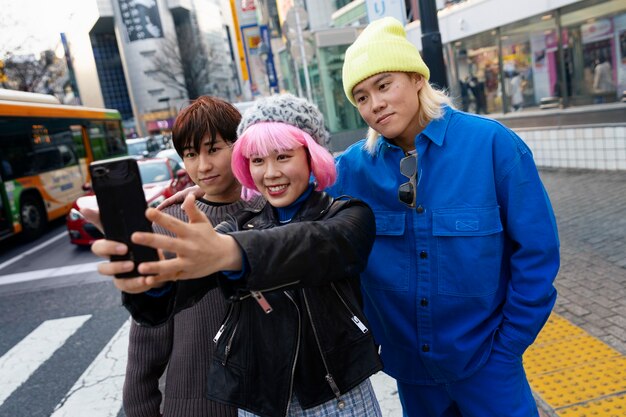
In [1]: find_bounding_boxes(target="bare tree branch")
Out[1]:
[145,21,219,99]
[1,50,63,94]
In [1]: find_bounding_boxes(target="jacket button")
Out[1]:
[422,344,430,352]
[416,205,424,213]
[420,251,428,259]
[420,298,428,307]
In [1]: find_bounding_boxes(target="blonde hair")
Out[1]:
[363,76,454,154]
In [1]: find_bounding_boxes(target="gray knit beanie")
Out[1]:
[237,94,330,146]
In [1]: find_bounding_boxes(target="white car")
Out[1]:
[157,148,184,169]
[126,137,162,158]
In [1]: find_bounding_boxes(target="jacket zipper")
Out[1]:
[231,280,300,301]
[213,304,235,343]
[250,290,273,313]
[239,280,301,313]
[331,282,369,334]
[213,304,240,366]
[302,289,346,409]
[283,291,301,417]
[222,321,239,366]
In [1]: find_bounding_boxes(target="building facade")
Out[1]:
[269,0,625,151]
[66,0,239,137]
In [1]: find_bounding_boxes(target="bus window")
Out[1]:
[0,157,13,179]
[88,122,107,160]
[89,121,127,160]
[105,120,126,156]
[29,147,63,173]
[59,144,77,167]
[71,125,86,160]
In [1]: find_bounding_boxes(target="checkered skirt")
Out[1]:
[238,378,382,417]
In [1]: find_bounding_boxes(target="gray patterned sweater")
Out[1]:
[123,196,265,417]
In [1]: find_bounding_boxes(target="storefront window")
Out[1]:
[453,30,501,114]
[447,0,625,112]
[501,14,558,112]
[561,0,625,105]
[316,45,366,134]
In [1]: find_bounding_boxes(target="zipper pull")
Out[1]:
[213,324,226,343]
[325,374,345,409]
[351,316,369,333]
[251,290,273,314]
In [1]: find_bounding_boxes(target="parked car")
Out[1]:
[126,136,162,159]
[156,148,184,169]
[66,157,192,246]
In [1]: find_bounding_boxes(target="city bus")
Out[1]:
[0,89,127,241]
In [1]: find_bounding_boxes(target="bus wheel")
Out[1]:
[20,194,47,241]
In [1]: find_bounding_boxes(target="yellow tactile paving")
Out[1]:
[523,313,626,416]
[525,334,622,375]
[558,394,626,417]
[529,357,626,408]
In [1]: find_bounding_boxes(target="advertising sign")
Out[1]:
[118,0,164,43]
[365,0,407,25]
[581,18,613,44]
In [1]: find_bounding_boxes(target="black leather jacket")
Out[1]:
[123,191,382,417]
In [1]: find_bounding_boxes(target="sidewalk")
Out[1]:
[370,168,626,416]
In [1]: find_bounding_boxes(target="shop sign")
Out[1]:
[581,18,613,44]
[365,0,407,25]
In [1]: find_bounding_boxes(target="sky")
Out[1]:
[0,0,87,57]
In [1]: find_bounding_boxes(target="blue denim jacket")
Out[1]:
[327,107,560,384]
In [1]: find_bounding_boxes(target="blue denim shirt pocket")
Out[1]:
[363,210,409,291]
[433,206,504,296]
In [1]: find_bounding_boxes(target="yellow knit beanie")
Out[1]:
[342,17,430,106]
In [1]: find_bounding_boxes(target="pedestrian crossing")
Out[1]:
[0,315,130,417]
[0,312,400,417]
[0,315,91,406]
[3,311,623,417]
[50,320,129,417]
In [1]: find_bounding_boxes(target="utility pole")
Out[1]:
[417,0,448,89]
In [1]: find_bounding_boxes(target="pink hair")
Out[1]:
[232,122,336,191]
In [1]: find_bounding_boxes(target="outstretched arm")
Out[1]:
[132,197,376,292]
[155,185,203,210]
[89,194,241,291]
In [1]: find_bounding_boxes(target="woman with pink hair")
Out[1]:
[91,94,383,417]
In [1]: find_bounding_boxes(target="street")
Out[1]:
[0,168,624,417]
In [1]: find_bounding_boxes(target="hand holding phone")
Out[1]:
[89,157,159,278]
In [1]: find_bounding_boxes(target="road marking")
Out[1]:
[0,261,103,286]
[0,231,68,271]
[0,315,91,406]
[51,319,130,417]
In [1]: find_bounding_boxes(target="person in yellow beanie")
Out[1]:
[328,16,560,417]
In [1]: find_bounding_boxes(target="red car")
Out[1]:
[66,157,192,246]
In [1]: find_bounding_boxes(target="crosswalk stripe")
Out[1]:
[0,315,92,406]
[0,261,103,286]
[50,318,130,417]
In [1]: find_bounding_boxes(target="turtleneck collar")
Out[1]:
[275,183,314,223]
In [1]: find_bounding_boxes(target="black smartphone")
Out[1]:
[89,157,159,278]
